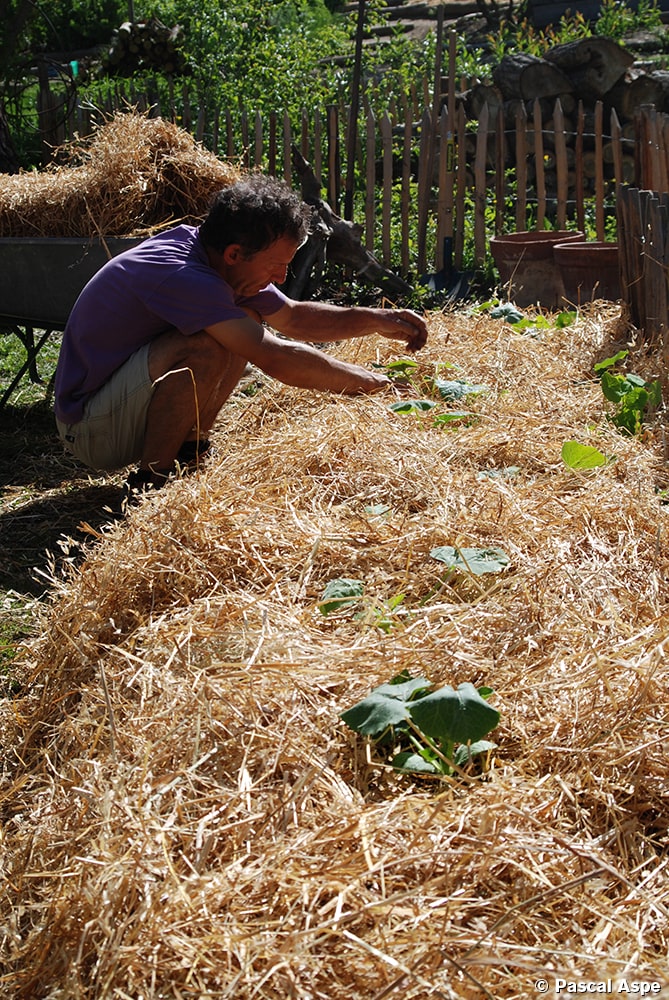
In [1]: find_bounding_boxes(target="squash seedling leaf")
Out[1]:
[319,578,364,615]
[453,739,497,767]
[340,692,410,737]
[432,411,476,426]
[430,545,510,575]
[384,358,419,376]
[561,441,608,469]
[409,682,500,745]
[391,751,440,774]
[389,399,436,414]
[555,310,577,328]
[373,675,432,702]
[340,672,432,738]
[432,378,487,401]
[594,349,629,373]
[490,303,524,324]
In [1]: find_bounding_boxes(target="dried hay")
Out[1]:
[0,111,240,238]
[2,306,669,999]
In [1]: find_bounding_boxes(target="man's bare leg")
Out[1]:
[140,330,247,473]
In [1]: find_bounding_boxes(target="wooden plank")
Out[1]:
[553,98,568,230]
[454,102,467,270]
[645,192,664,342]
[254,111,263,168]
[594,101,604,240]
[241,109,249,168]
[283,111,292,184]
[365,107,376,252]
[268,112,277,177]
[495,105,506,235]
[225,110,234,159]
[610,107,623,192]
[313,110,323,185]
[533,98,546,230]
[575,102,585,235]
[616,184,632,311]
[401,96,412,273]
[441,28,458,270]
[474,103,489,263]
[515,102,528,232]
[381,111,393,266]
[416,106,433,275]
[327,105,340,214]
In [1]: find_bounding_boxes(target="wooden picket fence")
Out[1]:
[38,71,631,280]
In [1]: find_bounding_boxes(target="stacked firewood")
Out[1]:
[459,37,646,193]
[102,18,188,77]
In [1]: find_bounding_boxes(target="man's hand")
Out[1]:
[368,308,428,353]
[269,300,429,354]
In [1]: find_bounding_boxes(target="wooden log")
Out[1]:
[492,52,573,102]
[545,38,634,100]
[607,71,669,122]
[462,83,504,122]
[288,146,412,298]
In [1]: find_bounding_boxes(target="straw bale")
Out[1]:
[2,305,669,998]
[0,111,240,238]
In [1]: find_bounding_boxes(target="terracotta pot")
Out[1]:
[553,240,620,306]
[489,230,584,309]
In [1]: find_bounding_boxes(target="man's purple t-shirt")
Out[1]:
[54,224,288,424]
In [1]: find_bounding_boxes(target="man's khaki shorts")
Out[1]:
[56,344,154,472]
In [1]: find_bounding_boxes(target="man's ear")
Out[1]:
[223,244,243,264]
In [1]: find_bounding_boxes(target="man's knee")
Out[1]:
[148,330,232,384]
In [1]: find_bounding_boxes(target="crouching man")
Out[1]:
[54,173,428,497]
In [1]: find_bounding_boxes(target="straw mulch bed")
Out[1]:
[2,306,668,999]
[0,111,240,238]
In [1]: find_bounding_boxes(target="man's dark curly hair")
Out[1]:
[199,173,312,257]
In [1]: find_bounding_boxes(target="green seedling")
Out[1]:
[355,592,407,634]
[319,578,364,615]
[430,545,510,576]
[594,352,662,436]
[389,398,436,415]
[561,440,610,469]
[429,377,487,401]
[341,669,500,777]
[485,301,577,334]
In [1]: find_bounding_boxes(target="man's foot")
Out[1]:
[175,438,212,472]
[122,467,172,508]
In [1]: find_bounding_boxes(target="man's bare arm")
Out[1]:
[267,299,428,353]
[204,317,390,394]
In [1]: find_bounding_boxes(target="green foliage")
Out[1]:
[381,358,486,430]
[561,440,610,469]
[595,351,662,435]
[430,545,510,576]
[596,0,663,38]
[341,670,500,777]
[479,0,663,71]
[319,577,364,615]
